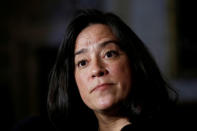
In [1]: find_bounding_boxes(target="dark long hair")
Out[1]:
[47,9,177,130]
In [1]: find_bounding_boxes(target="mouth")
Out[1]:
[90,83,114,93]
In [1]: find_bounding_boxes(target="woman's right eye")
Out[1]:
[77,60,87,68]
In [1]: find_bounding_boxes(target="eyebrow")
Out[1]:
[74,40,118,56]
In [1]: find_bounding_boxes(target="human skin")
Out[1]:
[74,24,132,114]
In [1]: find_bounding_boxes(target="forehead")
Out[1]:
[75,24,117,50]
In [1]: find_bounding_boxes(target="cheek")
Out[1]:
[75,72,90,101]
[110,62,131,79]
[75,69,89,88]
[109,61,132,89]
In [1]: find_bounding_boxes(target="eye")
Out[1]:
[77,60,88,68]
[105,50,119,58]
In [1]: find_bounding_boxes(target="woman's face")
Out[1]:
[74,24,132,113]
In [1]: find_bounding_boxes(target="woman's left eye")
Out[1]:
[105,50,119,58]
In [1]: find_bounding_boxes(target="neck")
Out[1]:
[95,112,131,131]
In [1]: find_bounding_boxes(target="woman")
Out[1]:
[47,9,177,131]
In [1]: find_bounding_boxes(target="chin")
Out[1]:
[94,96,117,112]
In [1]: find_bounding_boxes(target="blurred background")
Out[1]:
[1,0,197,130]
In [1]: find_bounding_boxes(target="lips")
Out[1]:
[90,83,114,93]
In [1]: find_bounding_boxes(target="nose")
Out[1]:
[91,59,108,78]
